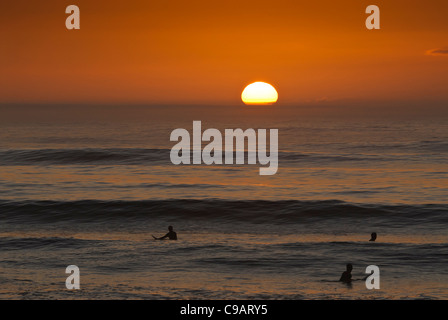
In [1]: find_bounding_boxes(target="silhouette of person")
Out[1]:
[153,226,177,240]
[369,232,377,242]
[339,264,353,283]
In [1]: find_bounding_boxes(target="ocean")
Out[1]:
[0,107,447,299]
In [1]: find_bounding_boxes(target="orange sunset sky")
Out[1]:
[1,0,447,110]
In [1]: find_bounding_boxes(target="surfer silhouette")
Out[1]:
[339,264,353,283]
[369,232,377,242]
[153,226,177,240]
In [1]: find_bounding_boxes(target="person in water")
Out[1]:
[339,264,353,283]
[369,232,377,242]
[153,226,177,240]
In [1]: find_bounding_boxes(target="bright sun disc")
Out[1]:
[241,82,278,105]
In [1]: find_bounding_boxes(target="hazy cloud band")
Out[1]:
[426,48,448,56]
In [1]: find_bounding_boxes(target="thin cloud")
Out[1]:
[426,48,448,56]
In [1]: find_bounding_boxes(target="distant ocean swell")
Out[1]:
[1,145,447,166]
[0,199,446,224]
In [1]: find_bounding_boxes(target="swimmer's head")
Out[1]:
[168,226,174,231]
[346,264,353,272]
[370,232,377,241]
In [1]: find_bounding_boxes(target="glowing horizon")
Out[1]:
[0,0,447,110]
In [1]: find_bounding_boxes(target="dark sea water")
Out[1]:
[0,109,447,299]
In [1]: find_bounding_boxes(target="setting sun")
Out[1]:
[241,82,278,105]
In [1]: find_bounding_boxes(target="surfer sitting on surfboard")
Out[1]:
[152,226,177,240]
[339,263,353,283]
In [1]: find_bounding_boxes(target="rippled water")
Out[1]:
[0,110,447,299]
